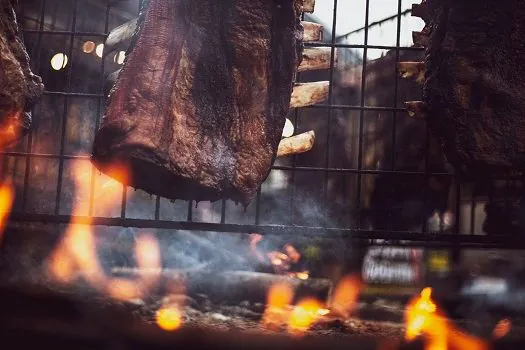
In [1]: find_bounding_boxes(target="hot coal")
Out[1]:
[422,0,525,174]
[0,0,44,146]
[91,0,303,206]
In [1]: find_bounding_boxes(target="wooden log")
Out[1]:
[277,131,315,157]
[290,81,329,108]
[405,101,427,119]
[301,0,316,13]
[397,61,426,85]
[104,18,138,57]
[298,48,337,72]
[110,269,332,304]
[302,21,324,42]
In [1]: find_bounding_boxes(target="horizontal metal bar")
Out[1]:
[44,91,104,98]
[6,213,524,250]
[305,104,408,112]
[336,8,412,41]
[0,151,452,177]
[304,42,425,51]
[22,29,108,37]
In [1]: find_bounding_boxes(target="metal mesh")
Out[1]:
[1,0,519,250]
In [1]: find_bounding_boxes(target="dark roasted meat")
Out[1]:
[0,0,44,147]
[92,0,303,205]
[414,0,525,174]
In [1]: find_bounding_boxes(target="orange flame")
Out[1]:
[0,179,14,241]
[330,274,362,318]
[288,297,324,336]
[404,288,489,350]
[0,110,22,148]
[262,282,294,328]
[48,159,162,302]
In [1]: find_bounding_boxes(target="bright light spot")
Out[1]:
[82,41,96,54]
[288,298,324,336]
[114,51,126,65]
[282,118,294,138]
[95,43,104,58]
[156,306,182,331]
[51,53,68,71]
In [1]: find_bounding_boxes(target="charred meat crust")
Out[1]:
[423,0,525,174]
[0,0,44,145]
[92,0,303,205]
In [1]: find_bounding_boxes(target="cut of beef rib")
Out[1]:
[92,0,311,206]
[0,0,44,147]
[403,0,525,175]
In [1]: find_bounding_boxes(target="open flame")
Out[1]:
[156,303,183,331]
[288,297,324,335]
[330,274,362,318]
[404,287,489,350]
[48,160,163,302]
[0,179,14,244]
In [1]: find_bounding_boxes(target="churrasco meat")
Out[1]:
[92,0,303,206]
[411,0,525,175]
[0,0,43,147]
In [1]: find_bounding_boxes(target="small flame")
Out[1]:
[492,318,511,340]
[404,288,489,350]
[288,298,324,336]
[292,271,309,280]
[262,282,294,328]
[330,274,362,318]
[0,180,14,242]
[156,305,183,331]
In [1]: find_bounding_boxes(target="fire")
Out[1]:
[0,110,22,148]
[48,159,162,302]
[404,288,489,350]
[492,318,511,339]
[0,179,14,242]
[249,233,308,278]
[262,282,294,328]
[288,298,324,335]
[330,274,362,318]
[156,304,183,331]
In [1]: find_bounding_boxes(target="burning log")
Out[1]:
[110,269,332,304]
[277,131,315,157]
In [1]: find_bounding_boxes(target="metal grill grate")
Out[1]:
[2,0,521,250]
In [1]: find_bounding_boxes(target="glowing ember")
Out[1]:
[0,110,22,148]
[292,271,309,280]
[288,298,324,336]
[492,318,511,339]
[330,274,361,318]
[156,305,182,331]
[0,180,14,242]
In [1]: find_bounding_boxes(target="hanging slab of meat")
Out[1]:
[92,0,331,205]
[0,0,44,147]
[401,0,525,175]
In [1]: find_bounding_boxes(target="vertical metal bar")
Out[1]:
[21,0,47,213]
[390,0,403,170]
[187,201,193,222]
[220,199,226,224]
[255,187,261,225]
[155,196,161,220]
[355,0,371,229]
[89,3,111,217]
[290,11,306,226]
[53,0,79,215]
[323,0,338,221]
[470,196,476,235]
